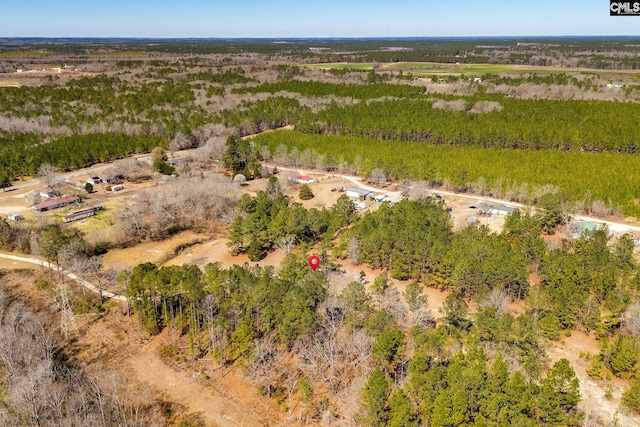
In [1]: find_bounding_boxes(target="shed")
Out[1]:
[37,188,61,199]
[353,201,368,210]
[8,213,23,221]
[346,188,373,199]
[570,221,599,240]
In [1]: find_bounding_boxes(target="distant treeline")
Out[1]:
[233,80,425,99]
[3,37,639,69]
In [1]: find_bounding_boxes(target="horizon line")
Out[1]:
[1,35,640,41]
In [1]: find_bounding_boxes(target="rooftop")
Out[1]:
[31,195,79,211]
[347,187,373,196]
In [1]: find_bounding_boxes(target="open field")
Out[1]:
[306,61,640,76]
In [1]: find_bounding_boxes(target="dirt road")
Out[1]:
[0,252,127,301]
[548,331,639,426]
[265,164,640,235]
[126,331,279,427]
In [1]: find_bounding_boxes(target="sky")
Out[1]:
[1,0,638,38]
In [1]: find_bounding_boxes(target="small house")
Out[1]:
[37,188,61,199]
[64,207,96,223]
[63,205,103,223]
[289,175,315,184]
[346,188,373,200]
[31,195,80,212]
[476,202,517,216]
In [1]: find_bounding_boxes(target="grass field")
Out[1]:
[91,51,148,57]
[305,61,638,76]
[0,51,52,58]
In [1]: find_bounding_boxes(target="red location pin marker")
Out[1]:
[308,255,321,271]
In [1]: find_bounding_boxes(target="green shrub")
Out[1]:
[299,184,314,200]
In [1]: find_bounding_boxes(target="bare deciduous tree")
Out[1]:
[347,238,362,265]
[25,190,43,206]
[37,163,61,189]
[170,132,196,152]
[204,136,227,162]
[275,237,295,254]
[623,303,640,337]
[367,168,386,187]
[477,287,511,316]
[296,307,351,395]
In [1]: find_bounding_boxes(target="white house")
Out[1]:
[476,202,517,216]
[37,188,61,199]
[289,175,315,184]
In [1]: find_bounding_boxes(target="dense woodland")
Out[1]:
[6,172,640,423]
[2,39,640,425]
[254,130,640,217]
[85,194,640,424]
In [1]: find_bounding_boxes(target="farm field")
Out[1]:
[306,61,640,76]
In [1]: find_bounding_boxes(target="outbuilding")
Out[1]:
[37,188,62,199]
[570,221,599,240]
[352,201,368,210]
[63,207,96,223]
[8,213,23,221]
[346,188,373,199]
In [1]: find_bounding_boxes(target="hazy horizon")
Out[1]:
[1,0,638,38]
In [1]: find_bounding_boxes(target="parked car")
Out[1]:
[331,186,345,192]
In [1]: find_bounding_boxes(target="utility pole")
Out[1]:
[57,283,79,338]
